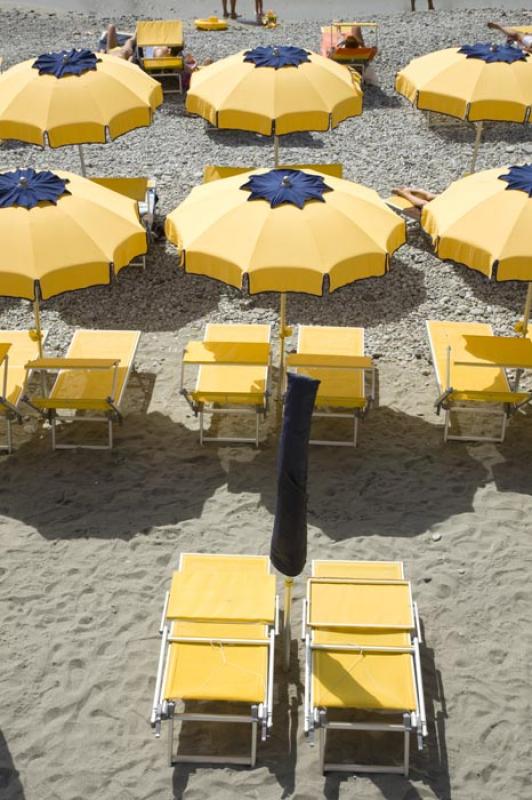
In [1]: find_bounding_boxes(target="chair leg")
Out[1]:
[6,417,12,454]
[51,417,57,451]
[443,409,450,442]
[168,713,175,767]
[353,414,359,448]
[199,409,204,446]
[108,419,113,449]
[403,716,411,777]
[250,715,258,767]
[255,411,260,448]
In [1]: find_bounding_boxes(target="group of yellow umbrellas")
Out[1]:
[0,38,531,359]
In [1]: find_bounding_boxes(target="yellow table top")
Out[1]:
[453,335,532,370]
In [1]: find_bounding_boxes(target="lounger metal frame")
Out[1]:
[180,326,272,447]
[23,331,140,450]
[303,564,427,776]
[0,351,21,453]
[287,326,376,447]
[151,554,279,767]
[426,321,530,443]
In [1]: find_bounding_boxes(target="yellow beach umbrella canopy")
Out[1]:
[0,167,147,301]
[186,45,362,136]
[422,165,532,281]
[396,44,532,123]
[165,168,405,295]
[0,50,163,147]
[421,164,532,329]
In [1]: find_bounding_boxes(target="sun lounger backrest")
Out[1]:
[426,320,511,394]
[90,177,149,203]
[136,20,184,48]
[205,323,271,344]
[299,325,363,357]
[49,330,140,408]
[0,330,47,407]
[180,552,270,574]
[312,559,404,579]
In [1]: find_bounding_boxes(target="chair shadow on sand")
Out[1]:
[169,617,450,800]
[0,729,25,800]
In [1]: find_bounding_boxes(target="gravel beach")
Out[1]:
[0,5,532,800]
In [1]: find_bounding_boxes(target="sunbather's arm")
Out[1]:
[392,186,437,207]
[487,21,521,42]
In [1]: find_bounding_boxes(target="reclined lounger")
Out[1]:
[303,559,427,776]
[0,330,47,452]
[181,323,272,447]
[136,19,185,94]
[286,325,375,447]
[24,329,140,450]
[151,553,278,766]
[426,319,532,442]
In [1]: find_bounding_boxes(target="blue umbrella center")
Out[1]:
[243,45,311,69]
[241,169,332,209]
[0,168,71,209]
[458,43,528,64]
[498,164,532,197]
[33,49,100,78]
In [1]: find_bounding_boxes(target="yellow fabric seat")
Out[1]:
[304,559,426,776]
[136,20,184,95]
[152,551,277,767]
[167,570,276,624]
[181,323,272,446]
[164,640,268,703]
[289,325,373,446]
[426,320,531,443]
[313,650,416,711]
[25,330,140,450]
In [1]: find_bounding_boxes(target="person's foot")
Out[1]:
[223,11,229,17]
[487,21,497,29]
[230,12,237,18]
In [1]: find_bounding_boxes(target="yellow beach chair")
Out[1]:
[286,325,375,447]
[180,323,272,447]
[0,330,47,452]
[426,320,532,442]
[303,559,427,776]
[151,553,278,766]
[136,20,184,94]
[320,22,378,84]
[90,177,157,266]
[24,329,140,450]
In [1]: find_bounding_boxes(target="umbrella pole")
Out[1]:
[274,135,280,167]
[469,122,483,175]
[78,144,87,177]
[282,576,293,672]
[32,297,44,358]
[277,292,288,402]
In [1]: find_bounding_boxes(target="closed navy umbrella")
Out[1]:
[271,371,319,669]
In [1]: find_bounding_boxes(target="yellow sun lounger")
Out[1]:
[90,177,157,266]
[320,22,378,84]
[136,20,184,95]
[180,323,272,447]
[426,320,532,443]
[303,559,426,776]
[151,553,278,766]
[286,325,375,447]
[24,330,140,450]
[0,330,48,452]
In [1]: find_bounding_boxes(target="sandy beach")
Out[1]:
[1,4,532,799]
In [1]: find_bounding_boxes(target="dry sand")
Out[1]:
[1,5,532,800]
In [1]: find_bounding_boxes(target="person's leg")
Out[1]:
[230,0,237,19]
[222,0,229,17]
[106,24,118,52]
[392,186,432,208]
[427,0,434,9]
[350,25,365,46]
[487,21,518,40]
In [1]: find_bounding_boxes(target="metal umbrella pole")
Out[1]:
[282,576,294,671]
[468,121,484,174]
[277,292,289,402]
[32,294,44,358]
[77,144,87,177]
[274,134,280,167]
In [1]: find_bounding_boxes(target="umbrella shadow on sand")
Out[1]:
[0,729,25,800]
[424,118,532,148]
[206,127,325,153]
[47,242,220,334]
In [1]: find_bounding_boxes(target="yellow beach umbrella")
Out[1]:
[421,164,532,330]
[0,50,163,174]
[186,46,362,163]
[0,166,147,353]
[166,167,405,378]
[396,43,532,172]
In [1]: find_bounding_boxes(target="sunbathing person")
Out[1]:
[487,21,532,53]
[391,186,438,219]
[105,25,136,61]
[222,0,238,19]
